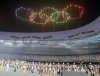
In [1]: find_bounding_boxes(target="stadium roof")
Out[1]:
[0,16,100,40]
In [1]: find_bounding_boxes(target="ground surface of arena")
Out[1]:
[0,66,59,76]
[0,69,59,76]
[0,70,100,76]
[0,67,100,76]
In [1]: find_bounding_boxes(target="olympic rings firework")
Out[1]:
[63,4,84,20]
[50,11,70,24]
[29,12,49,25]
[15,7,33,21]
[15,4,84,25]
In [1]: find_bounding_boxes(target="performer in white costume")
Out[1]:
[48,62,52,74]
[52,63,56,75]
[6,63,9,71]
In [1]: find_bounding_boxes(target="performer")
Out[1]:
[53,65,56,75]
[57,63,60,74]
[40,63,43,73]
[45,63,48,74]
[43,64,45,73]
[98,68,100,74]
[95,68,99,74]
[6,63,9,71]
[67,63,70,71]
[45,66,48,74]
[23,65,26,73]
[34,63,37,72]
[48,62,52,74]
[0,64,2,71]
[62,63,65,71]
[37,64,40,74]
[31,65,34,73]
[14,64,17,72]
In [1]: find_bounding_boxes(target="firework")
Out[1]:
[15,4,84,25]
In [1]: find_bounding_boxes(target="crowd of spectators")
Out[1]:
[0,53,100,62]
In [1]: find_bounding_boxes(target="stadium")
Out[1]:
[0,16,100,62]
[0,0,100,76]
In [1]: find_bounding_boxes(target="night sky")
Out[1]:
[0,0,100,32]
